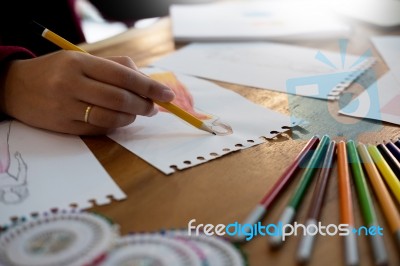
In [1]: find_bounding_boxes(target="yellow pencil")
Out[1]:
[31,21,226,135]
[358,143,400,247]
[367,144,400,204]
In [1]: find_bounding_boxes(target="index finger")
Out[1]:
[81,54,175,102]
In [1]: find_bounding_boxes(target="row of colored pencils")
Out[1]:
[239,135,400,265]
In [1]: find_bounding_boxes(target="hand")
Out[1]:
[0,51,175,135]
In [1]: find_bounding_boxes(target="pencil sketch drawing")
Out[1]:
[0,121,28,204]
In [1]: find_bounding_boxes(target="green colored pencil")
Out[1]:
[347,140,387,266]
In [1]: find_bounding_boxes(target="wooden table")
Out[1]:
[80,18,400,266]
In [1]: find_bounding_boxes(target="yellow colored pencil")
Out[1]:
[367,144,400,204]
[358,143,400,247]
[31,21,220,135]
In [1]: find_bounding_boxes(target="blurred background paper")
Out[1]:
[170,0,351,41]
[152,42,375,100]
[331,0,400,27]
[371,36,400,80]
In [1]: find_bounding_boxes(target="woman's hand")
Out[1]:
[0,50,174,135]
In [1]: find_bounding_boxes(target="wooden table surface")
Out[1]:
[80,18,400,266]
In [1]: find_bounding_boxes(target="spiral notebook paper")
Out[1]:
[108,68,296,175]
[152,42,376,101]
[339,36,400,125]
[0,121,126,226]
[339,71,400,125]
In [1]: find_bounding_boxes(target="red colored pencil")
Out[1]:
[234,135,320,242]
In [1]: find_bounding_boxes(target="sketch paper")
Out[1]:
[152,42,375,100]
[0,121,126,226]
[339,71,400,125]
[108,68,295,175]
[170,0,350,41]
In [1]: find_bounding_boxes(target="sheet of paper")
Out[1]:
[170,0,351,41]
[339,36,400,125]
[339,71,400,125]
[152,42,375,100]
[371,36,400,80]
[108,68,295,175]
[0,121,126,226]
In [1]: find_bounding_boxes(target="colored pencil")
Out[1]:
[31,21,219,135]
[385,140,400,162]
[395,139,400,149]
[347,141,387,266]
[358,143,400,248]
[269,135,330,247]
[368,144,400,204]
[296,140,336,264]
[235,135,320,242]
[337,141,358,266]
[377,143,400,178]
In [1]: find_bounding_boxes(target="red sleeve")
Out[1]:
[0,46,35,121]
[0,46,36,63]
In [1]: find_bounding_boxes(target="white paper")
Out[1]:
[339,71,400,125]
[0,121,126,226]
[152,42,375,100]
[108,68,295,175]
[170,0,351,41]
[339,36,400,125]
[371,36,400,80]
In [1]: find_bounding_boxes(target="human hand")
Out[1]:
[0,51,175,135]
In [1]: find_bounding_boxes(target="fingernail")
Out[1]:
[161,87,175,101]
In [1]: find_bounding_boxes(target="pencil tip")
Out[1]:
[296,256,309,266]
[268,236,283,250]
[30,20,46,35]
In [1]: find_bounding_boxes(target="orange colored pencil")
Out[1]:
[337,141,359,266]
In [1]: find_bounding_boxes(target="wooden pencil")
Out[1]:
[377,143,400,178]
[385,140,400,163]
[296,140,336,264]
[337,141,359,266]
[395,139,400,149]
